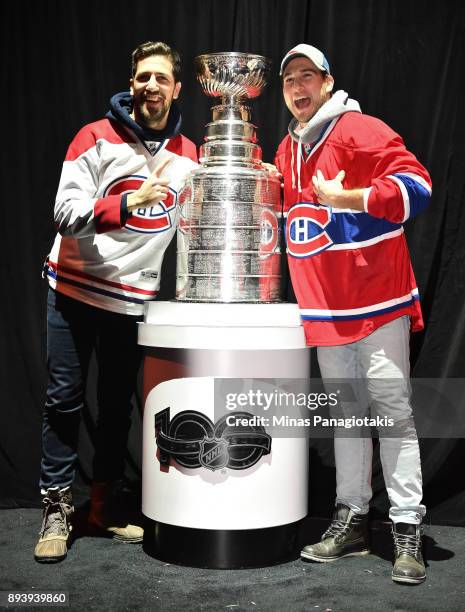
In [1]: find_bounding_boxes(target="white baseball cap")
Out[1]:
[280,44,331,76]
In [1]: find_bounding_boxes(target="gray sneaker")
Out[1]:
[301,504,370,562]
[391,522,426,584]
[34,487,74,563]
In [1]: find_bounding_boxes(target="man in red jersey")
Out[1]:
[35,41,198,563]
[275,44,432,584]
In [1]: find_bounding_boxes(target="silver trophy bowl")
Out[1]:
[195,52,271,100]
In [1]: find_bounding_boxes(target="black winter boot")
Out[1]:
[301,504,370,562]
[391,522,426,584]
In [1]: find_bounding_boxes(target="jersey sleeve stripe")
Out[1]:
[363,187,372,213]
[400,172,432,193]
[387,175,410,222]
[388,173,431,221]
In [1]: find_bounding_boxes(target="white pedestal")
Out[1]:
[139,301,310,567]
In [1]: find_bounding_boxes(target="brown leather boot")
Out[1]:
[391,522,426,584]
[301,504,370,562]
[88,481,143,543]
[34,487,74,563]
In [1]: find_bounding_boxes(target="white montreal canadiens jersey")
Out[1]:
[46,119,198,315]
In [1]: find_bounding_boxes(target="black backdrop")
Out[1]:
[1,0,464,523]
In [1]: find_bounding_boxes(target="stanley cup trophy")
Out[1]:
[176,52,282,302]
[140,52,310,569]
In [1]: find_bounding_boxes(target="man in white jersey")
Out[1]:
[35,41,198,563]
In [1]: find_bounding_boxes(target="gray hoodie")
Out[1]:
[287,90,361,193]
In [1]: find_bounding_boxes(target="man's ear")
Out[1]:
[173,81,182,100]
[129,79,134,96]
[325,75,334,93]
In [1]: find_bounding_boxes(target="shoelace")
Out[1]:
[392,529,422,559]
[39,496,72,537]
[323,518,352,541]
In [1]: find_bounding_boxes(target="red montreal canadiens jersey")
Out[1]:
[46,119,198,315]
[275,111,432,346]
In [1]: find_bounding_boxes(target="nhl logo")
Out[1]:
[199,438,229,470]
[155,408,271,471]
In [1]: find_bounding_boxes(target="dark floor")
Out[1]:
[0,508,464,612]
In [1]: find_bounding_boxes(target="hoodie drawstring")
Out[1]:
[290,139,303,195]
[291,141,296,189]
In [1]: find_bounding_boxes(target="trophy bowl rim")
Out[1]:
[195,52,271,63]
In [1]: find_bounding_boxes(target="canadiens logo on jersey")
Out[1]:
[104,174,177,234]
[286,202,332,258]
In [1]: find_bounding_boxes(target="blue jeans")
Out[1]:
[40,289,142,490]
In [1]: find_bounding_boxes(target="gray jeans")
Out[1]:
[317,316,425,524]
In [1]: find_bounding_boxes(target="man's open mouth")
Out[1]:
[294,97,311,110]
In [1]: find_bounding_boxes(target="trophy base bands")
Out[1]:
[0,592,69,607]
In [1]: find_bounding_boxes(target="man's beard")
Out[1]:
[133,95,170,129]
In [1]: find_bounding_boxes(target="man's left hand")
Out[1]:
[312,169,365,211]
[312,169,345,206]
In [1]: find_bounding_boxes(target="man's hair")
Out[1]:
[131,41,181,82]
